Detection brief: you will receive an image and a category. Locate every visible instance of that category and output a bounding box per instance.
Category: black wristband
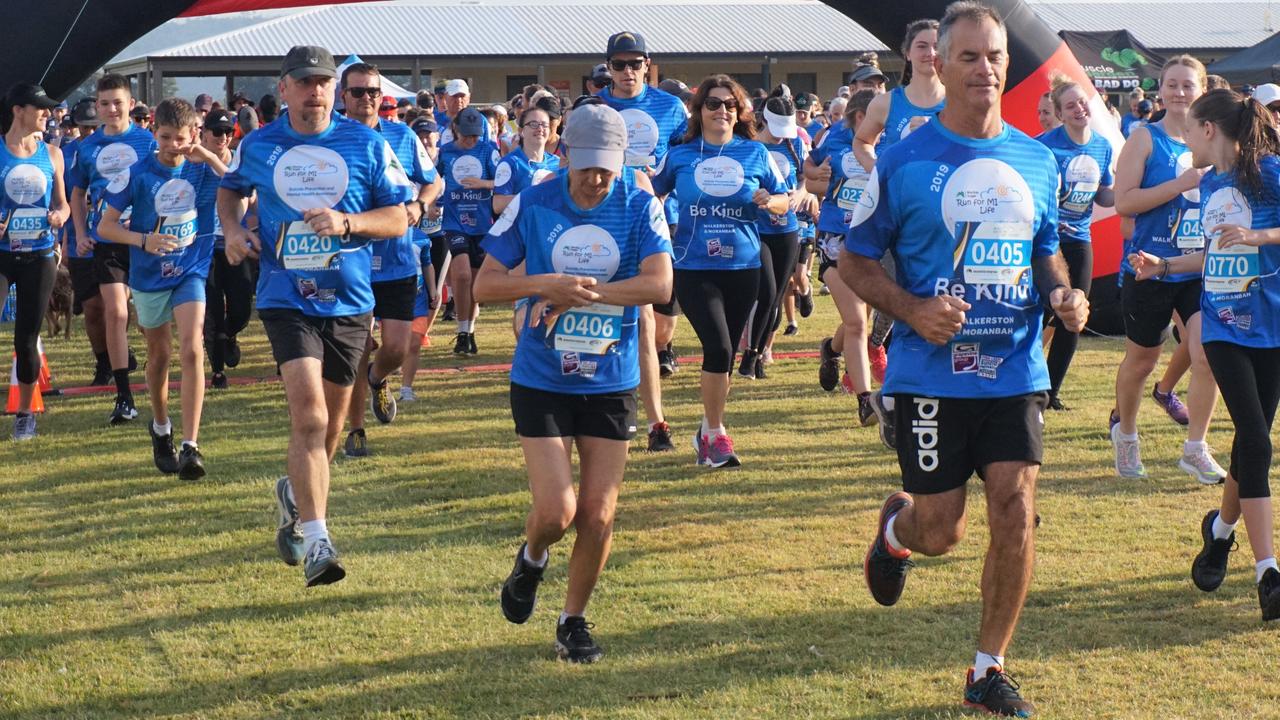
[343,216,352,239]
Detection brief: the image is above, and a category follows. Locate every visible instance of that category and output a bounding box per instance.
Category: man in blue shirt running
[841,4,1088,716]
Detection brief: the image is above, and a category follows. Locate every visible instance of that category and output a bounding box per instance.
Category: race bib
[158,209,198,251]
[419,212,442,236]
[553,303,623,355]
[835,176,868,212]
[6,208,49,250]
[960,221,1033,286]
[1061,181,1099,214]
[1174,208,1204,249]
[279,220,340,271]
[1204,238,1259,295]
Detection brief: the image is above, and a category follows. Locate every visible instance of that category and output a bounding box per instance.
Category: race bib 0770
[1204,238,1259,295]
[959,220,1033,286]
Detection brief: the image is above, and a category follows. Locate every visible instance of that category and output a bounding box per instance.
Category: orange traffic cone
[36,337,54,394]
[6,352,45,414]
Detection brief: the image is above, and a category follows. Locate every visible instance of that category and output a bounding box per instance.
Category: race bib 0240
[959,220,1033,286]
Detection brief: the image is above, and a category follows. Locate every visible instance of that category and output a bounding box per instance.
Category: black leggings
[205,250,256,372]
[1203,342,1280,499]
[748,231,800,352]
[1045,241,1093,396]
[0,251,56,384]
[674,268,759,373]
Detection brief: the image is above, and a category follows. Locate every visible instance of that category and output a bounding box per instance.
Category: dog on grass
[45,265,73,339]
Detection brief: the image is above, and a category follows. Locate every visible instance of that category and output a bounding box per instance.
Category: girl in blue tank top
[852,19,945,173]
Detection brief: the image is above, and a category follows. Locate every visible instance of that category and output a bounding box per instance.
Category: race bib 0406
[553,303,624,355]
[960,220,1033,286]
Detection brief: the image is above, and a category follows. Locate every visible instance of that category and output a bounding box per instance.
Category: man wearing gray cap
[476,104,673,664]
[218,45,415,588]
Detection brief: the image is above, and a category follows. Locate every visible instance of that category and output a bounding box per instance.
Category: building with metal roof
[1032,1,1278,56]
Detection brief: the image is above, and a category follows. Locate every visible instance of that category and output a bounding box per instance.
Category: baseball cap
[71,98,99,126]
[763,95,798,139]
[572,94,605,110]
[606,31,647,58]
[5,83,61,111]
[130,104,150,119]
[794,93,813,110]
[410,117,438,135]
[237,105,259,131]
[454,107,485,136]
[194,93,213,111]
[850,64,888,84]
[204,109,235,131]
[591,63,612,85]
[562,104,626,173]
[380,95,396,111]
[1137,99,1154,113]
[1254,83,1280,107]
[445,79,470,97]
[837,85,851,98]
[280,45,337,80]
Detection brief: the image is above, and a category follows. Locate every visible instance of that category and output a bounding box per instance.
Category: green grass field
[2,298,1277,719]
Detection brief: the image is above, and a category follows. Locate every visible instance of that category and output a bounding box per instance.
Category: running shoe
[149,423,179,474]
[819,337,840,392]
[754,354,767,379]
[369,368,397,424]
[211,372,229,390]
[1152,386,1190,426]
[555,616,604,663]
[647,421,675,452]
[304,537,346,587]
[818,283,830,296]
[1046,394,1067,411]
[1259,568,1280,622]
[963,666,1035,718]
[399,386,418,403]
[109,394,138,425]
[737,350,757,380]
[783,323,799,336]
[870,390,896,451]
[1108,408,1119,433]
[344,428,369,458]
[442,298,456,321]
[467,332,478,355]
[857,392,878,428]
[798,290,814,317]
[865,491,914,606]
[1191,509,1235,592]
[1110,424,1147,478]
[706,433,741,468]
[761,347,773,365]
[177,444,206,481]
[12,412,36,441]
[693,430,709,466]
[657,348,676,378]
[840,371,855,395]
[499,542,545,624]
[868,342,887,385]
[224,335,241,368]
[452,332,468,355]
[91,363,112,387]
[1180,446,1227,485]
[274,476,304,566]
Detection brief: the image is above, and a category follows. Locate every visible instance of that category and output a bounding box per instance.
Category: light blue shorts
[132,274,206,328]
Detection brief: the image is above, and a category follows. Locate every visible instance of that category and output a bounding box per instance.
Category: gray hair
[937,1,1006,60]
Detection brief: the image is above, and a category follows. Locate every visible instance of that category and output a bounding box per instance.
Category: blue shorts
[132,274,206,329]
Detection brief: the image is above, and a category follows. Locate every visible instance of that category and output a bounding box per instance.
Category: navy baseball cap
[606,31,647,58]
[410,118,438,135]
[454,107,485,136]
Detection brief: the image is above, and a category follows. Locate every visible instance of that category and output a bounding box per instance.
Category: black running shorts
[447,233,487,269]
[92,242,130,285]
[68,256,99,313]
[259,308,372,386]
[894,392,1048,495]
[510,383,638,440]
[372,275,418,322]
[1120,273,1201,348]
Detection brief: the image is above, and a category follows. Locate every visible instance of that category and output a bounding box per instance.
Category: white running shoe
[1179,447,1227,485]
[399,386,417,403]
[1110,424,1148,478]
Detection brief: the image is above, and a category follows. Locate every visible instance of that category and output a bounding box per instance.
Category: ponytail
[1190,88,1280,200]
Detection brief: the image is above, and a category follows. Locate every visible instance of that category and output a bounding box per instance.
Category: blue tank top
[757,138,804,235]
[1123,123,1201,283]
[0,141,56,254]
[876,86,945,155]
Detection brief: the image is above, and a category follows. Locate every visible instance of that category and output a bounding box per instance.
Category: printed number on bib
[1174,208,1203,249]
[419,214,442,235]
[158,210,198,251]
[554,303,623,355]
[1204,238,1259,295]
[6,208,49,250]
[960,221,1032,286]
[280,221,340,271]
[1062,182,1099,214]
[835,176,868,212]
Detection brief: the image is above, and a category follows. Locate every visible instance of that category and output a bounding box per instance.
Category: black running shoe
[127,348,138,372]
[864,491,914,607]
[274,476,304,566]
[647,421,675,452]
[964,666,1035,718]
[368,367,397,424]
[819,337,840,392]
[857,392,878,427]
[224,335,241,368]
[304,537,346,587]
[657,349,676,378]
[149,423,179,474]
[1046,394,1067,411]
[343,428,369,458]
[442,298,456,322]
[798,290,814,318]
[1259,568,1280,622]
[110,394,138,425]
[211,372,229,390]
[500,543,546,624]
[783,323,799,336]
[869,390,896,451]
[737,350,757,380]
[467,332,478,355]
[452,332,468,355]
[177,444,206,481]
[1192,509,1235,592]
[754,354,767,380]
[556,616,604,663]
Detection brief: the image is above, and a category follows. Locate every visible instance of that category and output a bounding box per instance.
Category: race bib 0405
[959,220,1033,286]
[278,221,340,271]
[553,303,624,355]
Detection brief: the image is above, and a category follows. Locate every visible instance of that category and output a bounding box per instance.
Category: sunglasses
[206,127,233,137]
[345,87,382,99]
[610,59,645,72]
[702,97,738,112]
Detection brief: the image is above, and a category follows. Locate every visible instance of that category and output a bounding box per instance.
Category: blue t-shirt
[1123,123,1201,283]
[845,120,1061,399]
[483,173,672,394]
[220,110,415,317]
[494,146,560,197]
[436,139,500,236]
[69,123,157,243]
[1199,156,1280,348]
[1037,125,1114,244]
[1121,113,1143,138]
[876,86,945,155]
[757,138,804,235]
[372,117,440,283]
[195,148,230,251]
[0,141,57,254]
[60,137,83,258]
[809,131,870,236]
[105,154,220,291]
[599,84,688,225]
[652,136,787,270]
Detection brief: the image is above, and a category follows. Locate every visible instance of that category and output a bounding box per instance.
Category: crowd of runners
[4,0,1280,715]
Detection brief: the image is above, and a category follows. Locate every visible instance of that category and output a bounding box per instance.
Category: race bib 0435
[6,208,49,250]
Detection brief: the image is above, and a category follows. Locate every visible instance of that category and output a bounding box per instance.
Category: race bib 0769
[158,209,198,251]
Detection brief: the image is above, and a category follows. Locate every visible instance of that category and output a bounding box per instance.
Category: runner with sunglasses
[200,109,252,390]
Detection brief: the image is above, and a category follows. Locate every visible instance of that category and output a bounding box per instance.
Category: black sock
[95,351,109,370]
[113,369,131,396]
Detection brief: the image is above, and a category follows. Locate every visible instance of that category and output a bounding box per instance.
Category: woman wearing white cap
[853,18,945,172]
[476,103,673,664]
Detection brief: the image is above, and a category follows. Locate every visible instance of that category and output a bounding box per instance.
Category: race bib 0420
[960,220,1033,286]
[278,220,340,271]
[553,303,624,355]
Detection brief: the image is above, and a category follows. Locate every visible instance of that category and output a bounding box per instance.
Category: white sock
[301,519,329,553]
[1211,514,1237,540]
[1184,440,1207,455]
[523,544,548,567]
[1256,557,1279,583]
[181,440,197,450]
[458,320,473,333]
[885,513,907,554]
[559,611,580,625]
[708,425,726,440]
[700,417,710,438]
[882,395,895,411]
[974,651,1004,678]
[1119,430,1139,442]
[153,419,171,436]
